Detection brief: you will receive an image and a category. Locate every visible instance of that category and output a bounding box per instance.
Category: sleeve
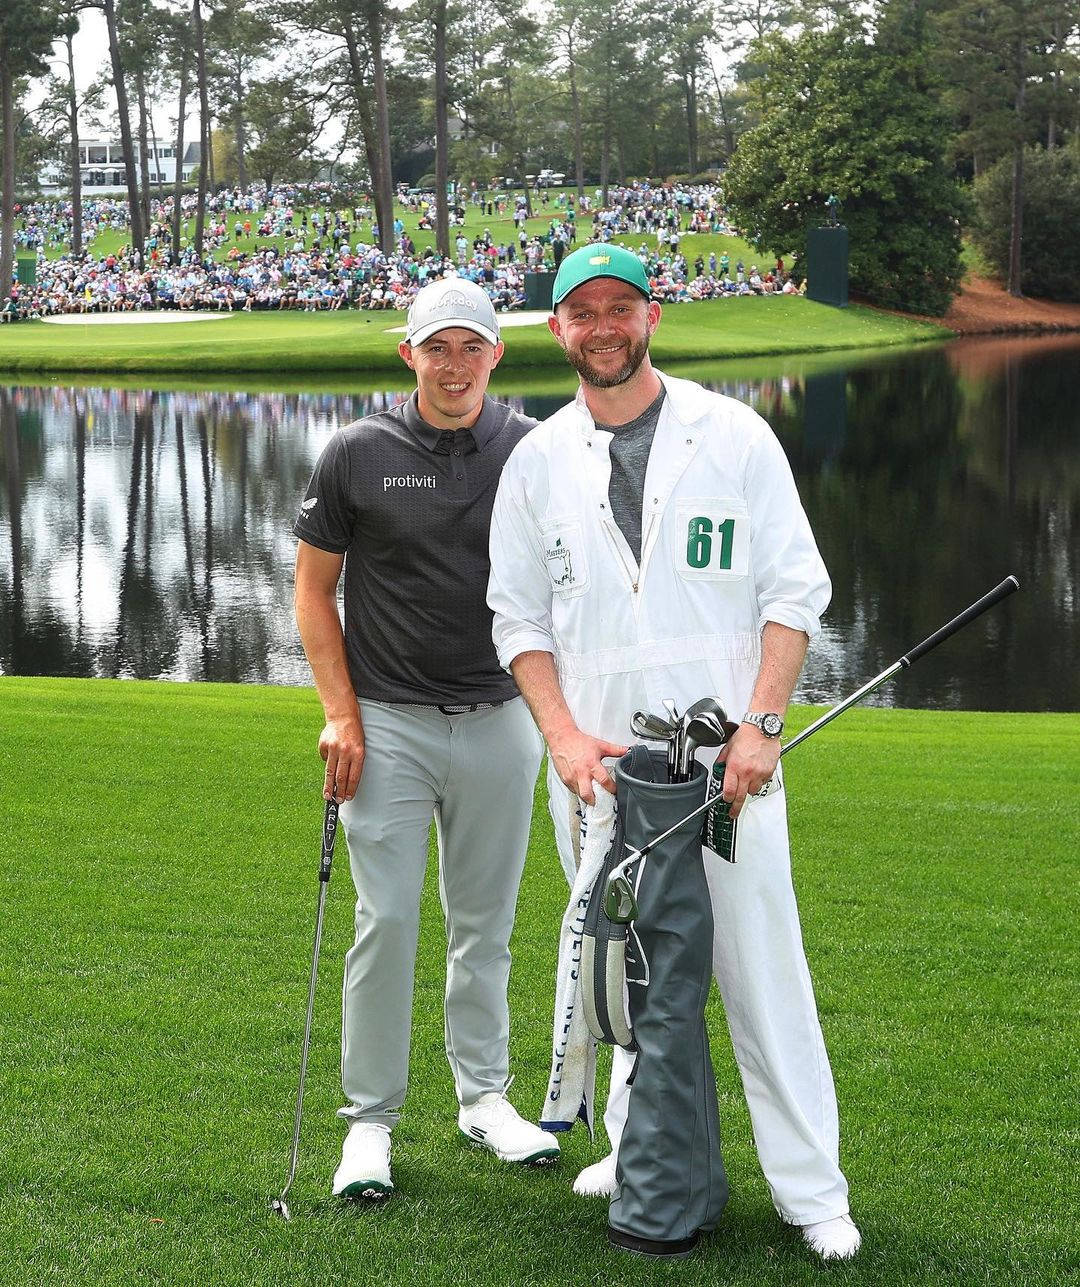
[292,429,355,554]
[742,417,831,638]
[487,445,556,670]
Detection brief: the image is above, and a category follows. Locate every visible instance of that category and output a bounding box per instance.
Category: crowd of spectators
[3,179,802,322]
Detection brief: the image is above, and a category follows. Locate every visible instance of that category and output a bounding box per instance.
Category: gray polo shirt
[294,392,535,704]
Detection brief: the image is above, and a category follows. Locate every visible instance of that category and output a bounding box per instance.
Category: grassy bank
[0,296,946,376]
[1,676,1075,1286]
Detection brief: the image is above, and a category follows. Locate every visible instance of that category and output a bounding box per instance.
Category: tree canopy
[723,17,967,315]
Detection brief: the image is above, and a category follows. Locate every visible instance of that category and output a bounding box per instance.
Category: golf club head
[662,698,680,724]
[605,873,638,924]
[631,710,676,740]
[270,1196,292,1221]
[684,696,726,721]
[686,712,728,747]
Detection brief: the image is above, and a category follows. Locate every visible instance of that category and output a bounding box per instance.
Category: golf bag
[596,744,729,1256]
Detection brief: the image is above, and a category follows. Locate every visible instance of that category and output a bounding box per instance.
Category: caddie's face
[549,278,661,390]
[399,327,505,429]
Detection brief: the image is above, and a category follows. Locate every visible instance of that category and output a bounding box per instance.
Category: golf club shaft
[275,796,339,1209]
[782,575,1020,754]
[617,575,1021,868]
[279,879,330,1202]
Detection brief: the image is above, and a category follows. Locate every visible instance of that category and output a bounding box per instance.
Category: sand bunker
[41,312,234,326]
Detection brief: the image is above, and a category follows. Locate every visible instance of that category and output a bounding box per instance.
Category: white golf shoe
[332,1121,393,1199]
[800,1213,862,1261]
[573,1152,618,1197]
[458,1093,560,1165]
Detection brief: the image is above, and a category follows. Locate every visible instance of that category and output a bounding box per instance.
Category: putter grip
[900,576,1020,668]
[319,798,339,883]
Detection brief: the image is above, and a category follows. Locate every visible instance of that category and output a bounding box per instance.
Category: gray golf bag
[589,744,728,1258]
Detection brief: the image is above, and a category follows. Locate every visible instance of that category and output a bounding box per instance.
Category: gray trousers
[337,697,543,1126]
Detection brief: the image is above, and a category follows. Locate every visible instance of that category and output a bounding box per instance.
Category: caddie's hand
[715,725,781,819]
[548,726,628,807]
[318,715,365,802]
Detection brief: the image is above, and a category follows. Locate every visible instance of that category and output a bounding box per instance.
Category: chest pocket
[540,517,590,598]
[673,498,750,581]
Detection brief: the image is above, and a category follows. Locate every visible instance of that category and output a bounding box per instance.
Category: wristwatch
[742,711,784,738]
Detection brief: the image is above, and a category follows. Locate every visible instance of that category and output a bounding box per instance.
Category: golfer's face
[399,327,504,429]
[549,280,660,389]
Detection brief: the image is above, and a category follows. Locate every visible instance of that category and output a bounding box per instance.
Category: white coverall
[487,370,850,1224]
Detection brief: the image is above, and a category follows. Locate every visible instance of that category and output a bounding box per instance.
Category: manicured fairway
[0,296,946,375]
[0,677,1075,1285]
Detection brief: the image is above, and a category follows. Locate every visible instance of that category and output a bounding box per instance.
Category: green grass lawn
[1,677,1076,1285]
[0,296,946,376]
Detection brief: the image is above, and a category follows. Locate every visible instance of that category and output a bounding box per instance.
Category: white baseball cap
[404,277,500,347]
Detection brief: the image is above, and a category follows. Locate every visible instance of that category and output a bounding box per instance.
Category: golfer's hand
[548,726,627,807]
[318,715,365,802]
[715,726,781,818]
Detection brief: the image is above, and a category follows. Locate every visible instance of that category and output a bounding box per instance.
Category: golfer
[487,245,860,1260]
[294,276,558,1199]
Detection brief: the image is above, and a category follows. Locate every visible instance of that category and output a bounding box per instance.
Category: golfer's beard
[567,334,651,389]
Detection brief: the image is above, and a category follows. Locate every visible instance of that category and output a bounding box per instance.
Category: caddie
[294,276,558,1200]
[486,244,860,1260]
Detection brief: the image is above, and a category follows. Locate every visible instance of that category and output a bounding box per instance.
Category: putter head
[270,1196,292,1221]
[605,873,638,924]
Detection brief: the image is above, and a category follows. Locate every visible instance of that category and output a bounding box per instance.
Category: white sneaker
[573,1152,617,1197]
[801,1213,861,1261]
[458,1093,560,1165]
[332,1121,393,1199]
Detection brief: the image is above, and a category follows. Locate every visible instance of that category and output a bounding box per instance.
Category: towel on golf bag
[540,786,616,1133]
[607,747,729,1254]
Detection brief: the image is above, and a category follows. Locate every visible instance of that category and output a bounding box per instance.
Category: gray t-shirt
[595,388,666,563]
[293,392,535,704]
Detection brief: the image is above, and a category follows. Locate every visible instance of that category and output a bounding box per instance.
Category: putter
[605,575,1021,922]
[270,794,340,1221]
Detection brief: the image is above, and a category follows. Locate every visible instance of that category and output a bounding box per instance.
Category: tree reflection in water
[0,344,1077,711]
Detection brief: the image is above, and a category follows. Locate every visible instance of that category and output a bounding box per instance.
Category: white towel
[540,788,616,1134]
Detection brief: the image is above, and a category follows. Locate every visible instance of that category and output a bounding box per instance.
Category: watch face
[762,713,784,737]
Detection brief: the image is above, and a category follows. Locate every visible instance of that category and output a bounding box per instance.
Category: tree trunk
[193,0,209,257]
[0,55,15,307]
[434,0,450,257]
[103,0,144,259]
[684,63,699,176]
[171,30,189,261]
[148,103,165,200]
[66,32,83,256]
[233,61,248,189]
[711,61,734,160]
[600,79,611,208]
[340,14,383,227]
[365,0,395,255]
[568,28,584,199]
[135,65,152,235]
[1007,39,1024,298]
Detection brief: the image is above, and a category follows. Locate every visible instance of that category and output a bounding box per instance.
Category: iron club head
[631,710,677,740]
[270,1196,292,1221]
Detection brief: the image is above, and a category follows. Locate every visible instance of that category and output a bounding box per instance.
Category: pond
[1,334,1077,711]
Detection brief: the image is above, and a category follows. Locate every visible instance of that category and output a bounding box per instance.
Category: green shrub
[971,145,1080,301]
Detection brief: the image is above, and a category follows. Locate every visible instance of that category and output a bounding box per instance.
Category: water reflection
[1,336,1077,710]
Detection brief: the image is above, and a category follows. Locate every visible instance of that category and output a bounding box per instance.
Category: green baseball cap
[551,244,651,307]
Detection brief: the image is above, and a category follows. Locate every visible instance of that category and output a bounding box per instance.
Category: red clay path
[942,275,1080,334]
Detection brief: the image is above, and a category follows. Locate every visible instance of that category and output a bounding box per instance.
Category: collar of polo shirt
[401,390,500,451]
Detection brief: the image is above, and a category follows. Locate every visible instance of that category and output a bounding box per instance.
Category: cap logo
[433,289,477,314]
[588,255,611,266]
